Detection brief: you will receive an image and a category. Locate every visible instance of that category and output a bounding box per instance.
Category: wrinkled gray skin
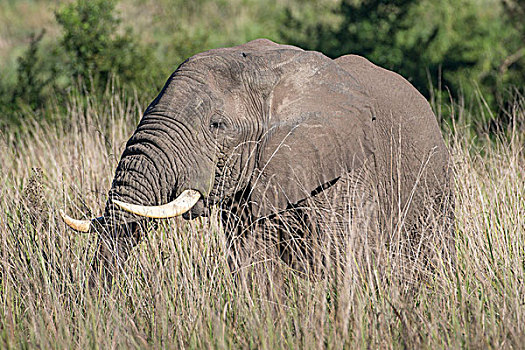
[89,39,454,281]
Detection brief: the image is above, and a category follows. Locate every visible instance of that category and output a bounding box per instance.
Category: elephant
[61,39,454,282]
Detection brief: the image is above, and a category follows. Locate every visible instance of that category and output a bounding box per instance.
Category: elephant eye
[209,116,228,131]
[210,121,223,129]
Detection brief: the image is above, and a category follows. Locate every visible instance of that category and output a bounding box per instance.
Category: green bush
[0,0,161,129]
[0,30,55,129]
[11,31,52,110]
[55,0,157,91]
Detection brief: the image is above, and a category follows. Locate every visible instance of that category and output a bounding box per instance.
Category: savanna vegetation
[1,0,524,348]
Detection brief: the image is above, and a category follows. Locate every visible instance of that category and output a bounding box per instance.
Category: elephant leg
[266,208,317,275]
[299,170,382,275]
[220,191,263,274]
[405,183,456,275]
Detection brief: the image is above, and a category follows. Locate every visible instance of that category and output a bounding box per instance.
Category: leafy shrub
[0,30,57,129]
[55,0,156,91]
[0,0,160,129]
[11,31,53,110]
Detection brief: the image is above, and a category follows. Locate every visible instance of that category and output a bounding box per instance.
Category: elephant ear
[251,50,377,218]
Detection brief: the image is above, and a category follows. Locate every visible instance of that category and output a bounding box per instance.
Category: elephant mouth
[182,198,209,219]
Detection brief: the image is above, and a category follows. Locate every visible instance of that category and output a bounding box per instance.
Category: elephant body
[63,39,454,279]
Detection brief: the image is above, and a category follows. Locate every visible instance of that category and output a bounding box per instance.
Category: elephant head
[61,39,453,279]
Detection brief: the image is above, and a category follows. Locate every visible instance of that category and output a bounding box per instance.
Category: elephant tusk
[60,210,92,232]
[112,189,201,219]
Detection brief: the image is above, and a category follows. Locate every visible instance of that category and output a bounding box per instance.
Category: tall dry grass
[0,89,524,348]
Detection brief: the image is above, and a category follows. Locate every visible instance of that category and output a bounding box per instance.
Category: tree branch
[499,47,525,74]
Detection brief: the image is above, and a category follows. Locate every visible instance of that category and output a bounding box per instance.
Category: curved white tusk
[112,189,201,219]
[60,210,91,233]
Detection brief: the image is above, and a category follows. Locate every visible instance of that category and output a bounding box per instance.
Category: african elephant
[62,39,454,281]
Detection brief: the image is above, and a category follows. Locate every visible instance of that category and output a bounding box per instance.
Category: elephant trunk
[103,110,215,226]
[86,113,214,284]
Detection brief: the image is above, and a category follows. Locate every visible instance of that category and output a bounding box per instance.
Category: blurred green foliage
[0,0,523,130]
[0,0,158,129]
[55,0,154,89]
[0,30,58,129]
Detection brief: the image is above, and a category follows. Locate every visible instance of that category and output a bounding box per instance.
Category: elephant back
[335,55,454,262]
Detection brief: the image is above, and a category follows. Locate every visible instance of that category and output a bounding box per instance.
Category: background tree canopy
[0,0,523,129]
